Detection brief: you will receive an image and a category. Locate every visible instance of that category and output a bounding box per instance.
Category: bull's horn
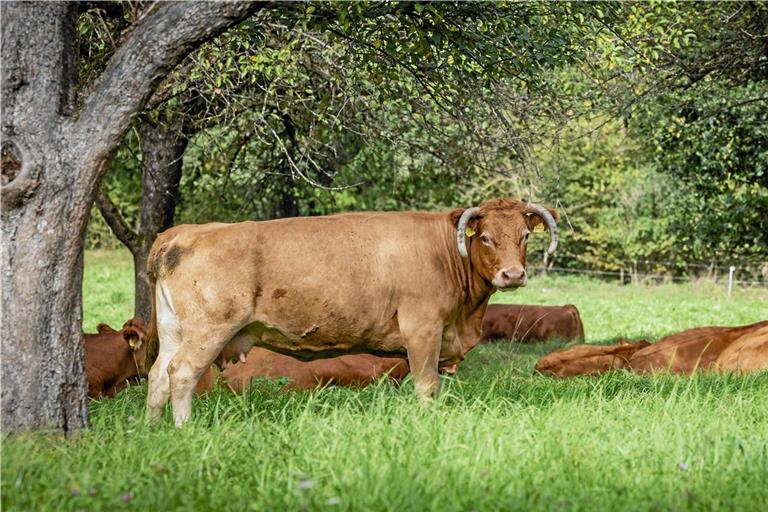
[526,203,558,255]
[456,207,481,258]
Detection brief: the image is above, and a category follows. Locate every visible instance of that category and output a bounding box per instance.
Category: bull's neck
[461,244,495,313]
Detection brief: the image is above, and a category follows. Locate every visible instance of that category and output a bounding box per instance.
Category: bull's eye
[522,232,530,245]
[480,233,493,246]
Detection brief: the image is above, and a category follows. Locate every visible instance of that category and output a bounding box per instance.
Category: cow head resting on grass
[145,198,558,426]
[534,340,652,378]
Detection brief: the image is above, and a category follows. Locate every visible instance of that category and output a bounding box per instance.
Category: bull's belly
[220,320,407,363]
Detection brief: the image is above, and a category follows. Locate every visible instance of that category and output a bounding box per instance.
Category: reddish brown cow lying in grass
[534,340,651,378]
[481,304,584,343]
[85,318,147,398]
[535,320,768,378]
[195,347,410,394]
[714,324,768,373]
[627,321,768,374]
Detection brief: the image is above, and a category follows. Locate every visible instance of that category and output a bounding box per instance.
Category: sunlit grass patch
[2,252,767,511]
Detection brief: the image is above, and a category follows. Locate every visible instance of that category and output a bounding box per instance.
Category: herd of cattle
[85,304,768,398]
[80,198,766,425]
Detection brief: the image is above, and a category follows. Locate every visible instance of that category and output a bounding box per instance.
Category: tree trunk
[275,171,300,218]
[95,113,188,323]
[134,114,187,321]
[1,3,90,432]
[275,113,300,218]
[1,1,259,432]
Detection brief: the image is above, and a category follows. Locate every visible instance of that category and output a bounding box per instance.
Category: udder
[218,332,255,366]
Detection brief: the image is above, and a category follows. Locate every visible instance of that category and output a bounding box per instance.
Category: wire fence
[529,259,768,288]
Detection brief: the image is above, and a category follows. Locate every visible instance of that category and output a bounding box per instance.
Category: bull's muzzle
[493,267,527,289]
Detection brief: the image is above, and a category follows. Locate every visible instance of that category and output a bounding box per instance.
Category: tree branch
[73,1,263,150]
[94,185,138,252]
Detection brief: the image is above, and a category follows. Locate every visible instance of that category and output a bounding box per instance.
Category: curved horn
[456,207,481,258]
[526,203,558,255]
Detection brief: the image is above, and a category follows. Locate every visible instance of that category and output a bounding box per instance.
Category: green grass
[82,249,135,333]
[3,250,768,511]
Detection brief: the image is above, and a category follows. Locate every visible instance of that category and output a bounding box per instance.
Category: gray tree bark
[1,1,259,432]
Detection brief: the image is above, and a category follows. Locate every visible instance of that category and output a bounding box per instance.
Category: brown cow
[534,340,651,378]
[627,320,768,374]
[196,347,409,394]
[714,324,768,373]
[535,320,768,378]
[85,318,148,398]
[145,198,559,425]
[481,304,584,343]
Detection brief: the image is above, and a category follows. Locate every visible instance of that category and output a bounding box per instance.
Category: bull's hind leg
[146,281,182,423]
[167,324,238,427]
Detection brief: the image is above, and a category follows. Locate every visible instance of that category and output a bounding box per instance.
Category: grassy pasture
[3,249,767,511]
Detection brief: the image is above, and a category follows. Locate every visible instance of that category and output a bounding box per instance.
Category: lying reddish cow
[481,304,584,343]
[535,320,768,378]
[85,318,148,398]
[627,320,768,374]
[534,340,651,378]
[196,347,410,394]
[715,324,768,373]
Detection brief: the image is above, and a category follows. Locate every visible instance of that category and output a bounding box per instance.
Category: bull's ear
[122,317,145,331]
[525,206,559,232]
[123,329,142,350]
[97,323,117,334]
[449,209,482,241]
[449,208,481,227]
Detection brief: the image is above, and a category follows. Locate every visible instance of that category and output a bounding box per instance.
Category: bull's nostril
[502,269,526,282]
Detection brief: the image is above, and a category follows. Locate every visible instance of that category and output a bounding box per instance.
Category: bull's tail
[144,270,160,374]
[567,304,585,342]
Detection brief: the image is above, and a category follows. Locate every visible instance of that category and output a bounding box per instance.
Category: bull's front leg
[400,316,443,403]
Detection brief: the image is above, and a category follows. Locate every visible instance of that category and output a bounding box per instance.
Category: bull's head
[453,199,558,290]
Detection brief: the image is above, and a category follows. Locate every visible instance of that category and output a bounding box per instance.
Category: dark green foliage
[87,2,768,274]
[621,3,768,267]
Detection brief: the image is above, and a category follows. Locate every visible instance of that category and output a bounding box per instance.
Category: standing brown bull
[85,318,147,398]
[481,304,584,343]
[195,347,409,394]
[144,198,558,425]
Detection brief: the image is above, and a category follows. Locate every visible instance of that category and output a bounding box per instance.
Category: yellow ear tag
[465,227,476,237]
[533,224,545,233]
[128,339,137,349]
